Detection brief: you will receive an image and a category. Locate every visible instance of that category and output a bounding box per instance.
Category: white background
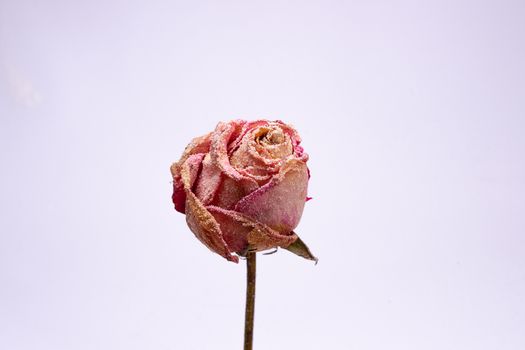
[1,1,524,349]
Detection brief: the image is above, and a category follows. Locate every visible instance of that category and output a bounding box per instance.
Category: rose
[170,119,315,263]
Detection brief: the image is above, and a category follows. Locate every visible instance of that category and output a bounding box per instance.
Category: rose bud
[170,120,316,263]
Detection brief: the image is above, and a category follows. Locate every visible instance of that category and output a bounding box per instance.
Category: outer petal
[211,176,250,210]
[274,120,308,161]
[170,132,213,181]
[195,153,222,205]
[172,180,186,213]
[176,132,213,166]
[207,206,297,254]
[170,132,213,213]
[235,158,309,233]
[180,154,238,263]
[209,121,259,192]
[171,153,205,213]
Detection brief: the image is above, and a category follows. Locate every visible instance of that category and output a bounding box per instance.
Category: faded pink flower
[170,120,316,263]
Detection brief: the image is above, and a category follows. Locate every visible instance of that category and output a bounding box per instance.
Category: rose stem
[244,251,256,350]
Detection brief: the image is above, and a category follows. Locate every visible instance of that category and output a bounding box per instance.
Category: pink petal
[227,120,269,155]
[211,176,250,210]
[273,121,308,160]
[209,121,259,192]
[170,132,213,212]
[210,121,245,181]
[195,154,222,205]
[183,153,206,188]
[170,132,212,178]
[229,126,287,181]
[172,181,186,213]
[180,153,238,263]
[235,159,309,233]
[206,206,252,253]
[207,206,297,253]
[171,153,205,213]
[185,192,238,263]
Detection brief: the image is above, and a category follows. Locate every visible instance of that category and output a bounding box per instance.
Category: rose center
[255,128,285,146]
[252,127,292,160]
[229,123,294,179]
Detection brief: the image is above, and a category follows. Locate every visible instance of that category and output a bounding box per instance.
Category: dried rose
[170,120,316,263]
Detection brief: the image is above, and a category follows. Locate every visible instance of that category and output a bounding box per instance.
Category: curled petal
[180,154,238,263]
[273,121,308,160]
[171,153,205,213]
[205,206,253,253]
[170,132,213,212]
[207,206,297,254]
[172,181,186,214]
[235,159,309,233]
[227,120,269,155]
[170,132,213,181]
[179,132,213,162]
[211,176,250,210]
[195,154,222,205]
[228,120,307,185]
[210,121,259,192]
[180,154,205,189]
[210,121,245,181]
[185,193,238,263]
[229,130,285,181]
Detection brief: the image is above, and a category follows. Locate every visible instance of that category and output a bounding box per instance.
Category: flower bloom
[170,120,315,263]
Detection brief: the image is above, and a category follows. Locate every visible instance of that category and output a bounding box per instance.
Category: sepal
[283,233,318,264]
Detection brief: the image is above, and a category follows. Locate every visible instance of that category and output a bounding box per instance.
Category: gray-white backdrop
[1,1,524,349]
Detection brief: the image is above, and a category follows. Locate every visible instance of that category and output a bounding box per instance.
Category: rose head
[170,120,316,263]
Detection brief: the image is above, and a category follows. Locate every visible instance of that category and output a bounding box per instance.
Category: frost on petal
[195,154,222,205]
[170,132,213,212]
[272,121,308,160]
[235,159,309,233]
[170,133,212,179]
[171,153,205,213]
[227,120,269,155]
[207,206,297,254]
[210,121,245,181]
[180,154,238,263]
[185,193,238,263]
[181,154,205,190]
[211,176,249,210]
[230,121,292,170]
[246,226,297,252]
[228,121,306,189]
[178,132,213,164]
[206,206,252,253]
[210,120,259,192]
